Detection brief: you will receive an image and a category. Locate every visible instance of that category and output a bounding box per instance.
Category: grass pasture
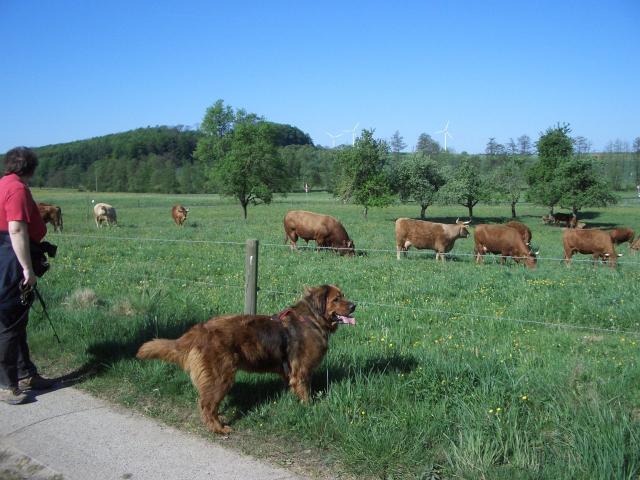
[27,189,640,479]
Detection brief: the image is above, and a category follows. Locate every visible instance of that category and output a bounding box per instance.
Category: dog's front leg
[288,367,310,402]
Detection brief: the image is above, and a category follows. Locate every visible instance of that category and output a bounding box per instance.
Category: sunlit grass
[28,189,640,478]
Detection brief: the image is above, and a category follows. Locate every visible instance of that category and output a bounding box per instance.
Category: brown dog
[136,285,356,434]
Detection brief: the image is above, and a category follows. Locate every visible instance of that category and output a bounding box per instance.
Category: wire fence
[51,259,640,338]
[56,233,640,266]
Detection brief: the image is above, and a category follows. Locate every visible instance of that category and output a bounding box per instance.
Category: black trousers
[0,233,37,388]
[0,302,36,387]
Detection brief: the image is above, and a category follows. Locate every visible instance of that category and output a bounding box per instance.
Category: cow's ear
[304,285,329,316]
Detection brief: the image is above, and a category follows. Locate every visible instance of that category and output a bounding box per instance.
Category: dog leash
[21,284,61,344]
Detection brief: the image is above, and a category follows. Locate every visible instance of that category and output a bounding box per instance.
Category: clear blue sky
[2,0,638,154]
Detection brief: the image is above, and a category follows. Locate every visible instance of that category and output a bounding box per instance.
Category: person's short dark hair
[4,146,38,177]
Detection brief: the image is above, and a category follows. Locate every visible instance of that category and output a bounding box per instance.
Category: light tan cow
[93,202,117,227]
[395,218,471,262]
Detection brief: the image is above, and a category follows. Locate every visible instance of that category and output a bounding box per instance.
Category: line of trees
[16,100,639,219]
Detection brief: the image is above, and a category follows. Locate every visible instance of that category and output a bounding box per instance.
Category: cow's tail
[136,339,189,370]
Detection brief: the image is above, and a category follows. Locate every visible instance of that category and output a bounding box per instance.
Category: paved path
[0,387,303,480]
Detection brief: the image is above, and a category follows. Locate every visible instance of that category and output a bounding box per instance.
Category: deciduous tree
[394,153,446,218]
[438,157,489,219]
[334,129,393,217]
[212,121,291,219]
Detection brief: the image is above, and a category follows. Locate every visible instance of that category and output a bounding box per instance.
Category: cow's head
[455,218,471,238]
[341,239,356,256]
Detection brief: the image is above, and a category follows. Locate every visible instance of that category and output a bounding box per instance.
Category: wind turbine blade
[445,120,449,129]
[447,132,454,139]
[335,133,343,138]
[354,122,359,130]
[435,129,445,134]
[325,132,334,137]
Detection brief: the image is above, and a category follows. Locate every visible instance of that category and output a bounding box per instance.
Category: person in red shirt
[0,147,55,405]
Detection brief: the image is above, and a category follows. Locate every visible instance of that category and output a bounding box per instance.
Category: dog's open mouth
[336,315,356,325]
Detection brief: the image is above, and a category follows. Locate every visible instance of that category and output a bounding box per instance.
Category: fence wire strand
[51,263,640,338]
[57,233,640,266]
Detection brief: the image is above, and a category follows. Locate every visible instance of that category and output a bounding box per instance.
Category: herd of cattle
[35,202,639,267]
[282,209,638,268]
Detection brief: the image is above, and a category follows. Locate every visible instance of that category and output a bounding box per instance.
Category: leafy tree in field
[491,155,527,218]
[554,158,617,214]
[416,133,441,156]
[394,153,446,219]
[334,129,393,218]
[212,121,291,219]
[438,157,489,219]
[527,123,574,213]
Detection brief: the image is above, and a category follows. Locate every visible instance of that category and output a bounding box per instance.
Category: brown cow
[284,210,355,255]
[505,221,532,245]
[608,227,634,246]
[37,202,63,232]
[474,224,537,268]
[172,205,189,226]
[93,202,117,227]
[563,228,620,267]
[395,218,471,261]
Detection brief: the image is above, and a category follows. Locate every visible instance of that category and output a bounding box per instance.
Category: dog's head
[303,284,356,332]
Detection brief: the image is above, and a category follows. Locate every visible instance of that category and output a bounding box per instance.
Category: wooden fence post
[244,239,259,315]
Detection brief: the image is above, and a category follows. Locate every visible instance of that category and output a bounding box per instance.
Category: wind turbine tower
[343,122,360,146]
[435,121,454,152]
[325,131,343,148]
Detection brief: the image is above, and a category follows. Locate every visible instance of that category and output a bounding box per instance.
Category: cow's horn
[464,219,471,225]
[617,253,623,257]
[534,250,540,255]
[455,217,459,223]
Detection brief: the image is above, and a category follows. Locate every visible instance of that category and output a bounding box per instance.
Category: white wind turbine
[435,121,454,152]
[343,122,360,146]
[325,131,344,148]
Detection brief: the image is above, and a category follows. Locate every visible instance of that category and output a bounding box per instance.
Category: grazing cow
[562,228,620,267]
[395,218,471,261]
[284,210,355,255]
[505,220,532,245]
[37,202,63,232]
[474,224,537,269]
[542,214,554,225]
[630,237,640,255]
[608,227,634,246]
[171,204,189,226]
[93,202,117,227]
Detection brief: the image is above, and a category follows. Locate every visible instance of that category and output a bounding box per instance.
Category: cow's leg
[396,245,402,260]
[563,250,572,267]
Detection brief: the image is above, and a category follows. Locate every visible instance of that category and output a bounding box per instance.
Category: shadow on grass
[53,317,418,423]
[225,352,419,419]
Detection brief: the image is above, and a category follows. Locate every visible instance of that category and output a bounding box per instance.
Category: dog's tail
[136,339,189,370]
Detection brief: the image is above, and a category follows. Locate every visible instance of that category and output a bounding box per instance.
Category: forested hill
[29,123,314,193]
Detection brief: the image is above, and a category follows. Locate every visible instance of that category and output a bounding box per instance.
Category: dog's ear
[304,285,329,316]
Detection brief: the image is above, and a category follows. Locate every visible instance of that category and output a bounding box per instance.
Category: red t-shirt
[0,173,47,242]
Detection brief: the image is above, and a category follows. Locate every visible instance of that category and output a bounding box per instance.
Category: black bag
[30,240,57,277]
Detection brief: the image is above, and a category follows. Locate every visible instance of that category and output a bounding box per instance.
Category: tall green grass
[27,189,640,479]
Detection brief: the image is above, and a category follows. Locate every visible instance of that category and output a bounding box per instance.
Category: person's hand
[22,268,37,287]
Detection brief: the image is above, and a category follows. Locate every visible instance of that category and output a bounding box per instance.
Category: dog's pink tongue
[338,315,356,325]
